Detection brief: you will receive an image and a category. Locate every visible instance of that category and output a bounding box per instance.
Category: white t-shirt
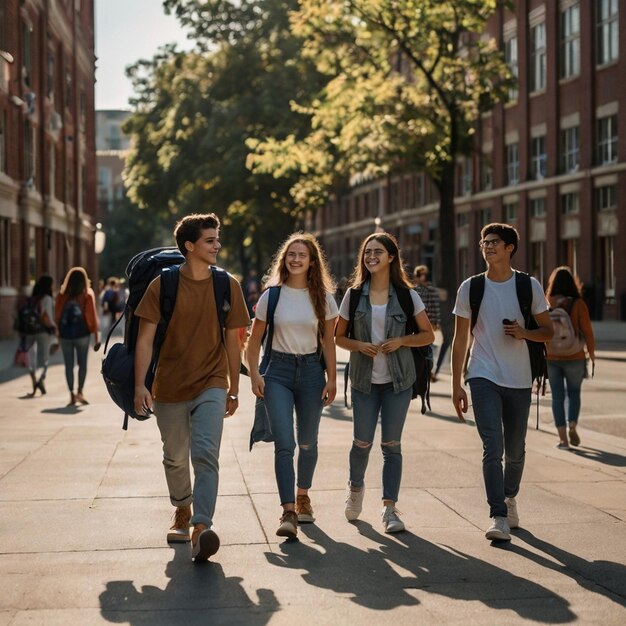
[339,288,425,384]
[453,273,548,388]
[255,285,338,354]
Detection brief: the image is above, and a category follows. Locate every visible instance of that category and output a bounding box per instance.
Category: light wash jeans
[154,387,227,528]
[349,382,412,503]
[547,359,586,428]
[468,378,531,519]
[59,335,90,392]
[26,332,54,382]
[263,351,326,506]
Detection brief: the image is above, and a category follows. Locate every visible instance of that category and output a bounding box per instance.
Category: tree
[121,1,325,279]
[248,0,514,301]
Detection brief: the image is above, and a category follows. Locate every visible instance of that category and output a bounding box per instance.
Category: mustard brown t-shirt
[135,269,250,402]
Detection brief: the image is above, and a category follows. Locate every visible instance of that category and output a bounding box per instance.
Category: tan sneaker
[166,505,191,543]
[296,494,315,523]
[191,524,220,562]
[276,510,298,538]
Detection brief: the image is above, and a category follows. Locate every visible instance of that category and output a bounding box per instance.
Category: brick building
[311,1,625,320]
[0,0,97,338]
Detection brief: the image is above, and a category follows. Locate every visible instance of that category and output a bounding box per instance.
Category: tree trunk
[437,161,458,308]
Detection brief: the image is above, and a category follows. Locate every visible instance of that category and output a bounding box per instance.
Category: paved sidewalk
[0,342,625,624]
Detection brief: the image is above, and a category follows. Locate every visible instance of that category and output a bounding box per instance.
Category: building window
[481,156,493,191]
[530,22,547,92]
[24,120,34,183]
[596,185,617,211]
[504,202,518,222]
[530,241,546,285]
[457,212,469,227]
[597,115,618,165]
[458,247,469,281]
[415,175,424,207]
[22,21,33,88]
[506,143,519,185]
[601,236,616,297]
[505,36,518,101]
[561,193,579,214]
[0,218,10,287]
[0,111,5,173]
[459,159,472,196]
[47,52,55,100]
[563,238,579,276]
[597,0,619,66]
[561,4,581,79]
[530,197,546,217]
[561,126,580,173]
[531,136,547,179]
[478,208,492,228]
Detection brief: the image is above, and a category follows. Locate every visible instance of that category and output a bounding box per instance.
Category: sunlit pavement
[0,334,624,625]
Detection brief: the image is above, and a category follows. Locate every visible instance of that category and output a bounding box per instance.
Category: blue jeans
[59,335,90,392]
[264,351,326,506]
[468,378,531,518]
[349,383,412,502]
[547,359,586,427]
[154,387,226,528]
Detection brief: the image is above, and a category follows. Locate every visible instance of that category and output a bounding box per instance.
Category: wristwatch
[228,394,238,401]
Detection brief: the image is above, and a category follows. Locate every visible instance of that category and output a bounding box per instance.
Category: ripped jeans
[349,383,412,502]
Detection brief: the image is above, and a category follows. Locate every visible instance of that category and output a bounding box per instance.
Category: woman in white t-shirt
[245,233,338,539]
[335,233,434,534]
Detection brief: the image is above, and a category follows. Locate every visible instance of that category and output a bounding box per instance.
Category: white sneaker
[485,516,511,541]
[505,497,519,529]
[382,505,405,533]
[345,482,364,521]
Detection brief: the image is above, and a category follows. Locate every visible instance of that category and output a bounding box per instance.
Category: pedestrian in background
[133,213,250,562]
[55,266,100,406]
[545,266,595,449]
[413,265,440,329]
[24,275,57,396]
[451,223,553,542]
[336,233,434,534]
[245,233,338,540]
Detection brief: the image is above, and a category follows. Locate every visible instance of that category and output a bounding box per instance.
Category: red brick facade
[0,0,96,337]
[310,1,626,320]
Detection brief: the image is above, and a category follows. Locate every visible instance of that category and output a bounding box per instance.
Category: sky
[95,0,193,110]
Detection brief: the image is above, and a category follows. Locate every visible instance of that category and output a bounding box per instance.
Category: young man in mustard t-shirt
[134,213,250,562]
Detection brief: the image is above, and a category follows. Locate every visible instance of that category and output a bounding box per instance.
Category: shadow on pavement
[265,523,576,622]
[569,446,626,467]
[99,544,279,624]
[509,529,626,608]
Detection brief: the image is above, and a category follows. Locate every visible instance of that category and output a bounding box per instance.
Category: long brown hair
[60,267,90,298]
[349,232,414,290]
[546,265,582,300]
[264,232,335,338]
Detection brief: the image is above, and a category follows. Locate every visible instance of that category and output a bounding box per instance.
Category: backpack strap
[469,273,485,332]
[514,270,533,326]
[396,286,417,333]
[259,286,281,374]
[211,266,231,344]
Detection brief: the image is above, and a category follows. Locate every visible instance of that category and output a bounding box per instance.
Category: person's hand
[358,342,380,357]
[93,341,101,352]
[380,338,403,353]
[225,394,239,417]
[452,386,467,423]
[134,386,153,417]
[322,380,337,406]
[502,319,525,340]
[251,373,265,398]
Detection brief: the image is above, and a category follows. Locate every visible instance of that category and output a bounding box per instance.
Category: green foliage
[247,0,514,292]
[122,1,324,278]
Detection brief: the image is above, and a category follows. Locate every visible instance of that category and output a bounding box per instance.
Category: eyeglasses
[478,238,503,249]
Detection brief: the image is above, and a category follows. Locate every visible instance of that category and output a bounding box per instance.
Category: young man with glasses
[450,223,553,541]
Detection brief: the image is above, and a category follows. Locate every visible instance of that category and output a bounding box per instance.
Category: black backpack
[344,286,433,414]
[101,247,231,429]
[58,299,89,339]
[14,297,44,335]
[468,270,547,427]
